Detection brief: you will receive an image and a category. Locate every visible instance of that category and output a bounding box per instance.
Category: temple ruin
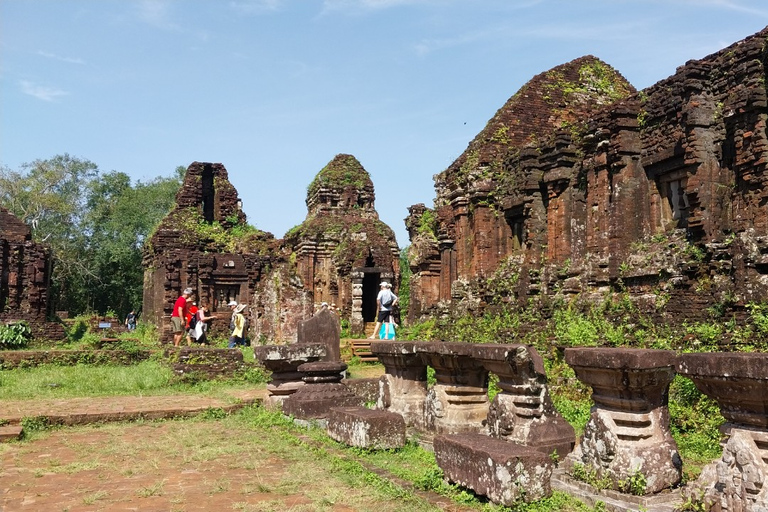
[143,155,399,342]
[283,154,400,336]
[142,162,287,343]
[406,28,768,323]
[0,207,64,340]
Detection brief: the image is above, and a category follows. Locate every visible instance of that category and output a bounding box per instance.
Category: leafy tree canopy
[0,155,182,318]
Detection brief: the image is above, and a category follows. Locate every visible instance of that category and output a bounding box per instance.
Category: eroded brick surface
[407,28,768,325]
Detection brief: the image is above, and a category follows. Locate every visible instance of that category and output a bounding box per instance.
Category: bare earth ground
[0,416,456,512]
[0,365,474,512]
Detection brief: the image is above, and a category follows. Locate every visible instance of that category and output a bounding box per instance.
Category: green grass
[235,406,602,512]
[0,360,264,400]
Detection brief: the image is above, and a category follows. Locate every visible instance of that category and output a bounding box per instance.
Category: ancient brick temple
[406,28,768,322]
[0,207,64,340]
[144,156,399,342]
[283,154,400,336]
[142,162,289,343]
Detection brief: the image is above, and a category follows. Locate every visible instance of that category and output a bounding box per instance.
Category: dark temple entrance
[362,272,380,323]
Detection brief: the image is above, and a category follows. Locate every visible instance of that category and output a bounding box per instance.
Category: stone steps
[0,424,23,443]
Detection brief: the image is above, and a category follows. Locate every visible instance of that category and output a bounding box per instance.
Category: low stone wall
[164,347,248,379]
[0,349,151,369]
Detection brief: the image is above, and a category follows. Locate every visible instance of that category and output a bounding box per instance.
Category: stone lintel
[565,347,677,370]
[434,433,553,506]
[326,406,406,449]
[565,348,676,410]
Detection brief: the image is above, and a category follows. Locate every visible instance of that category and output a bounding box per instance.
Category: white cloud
[19,81,69,102]
[229,0,284,15]
[135,0,181,31]
[685,0,768,17]
[37,51,86,65]
[322,0,433,13]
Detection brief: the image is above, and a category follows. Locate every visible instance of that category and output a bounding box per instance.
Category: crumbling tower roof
[306,154,376,215]
[287,154,398,273]
[436,55,635,202]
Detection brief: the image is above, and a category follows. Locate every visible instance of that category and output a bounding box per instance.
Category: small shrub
[0,321,32,349]
[21,415,51,437]
[618,469,647,496]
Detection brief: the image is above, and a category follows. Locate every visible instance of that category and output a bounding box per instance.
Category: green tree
[0,155,182,317]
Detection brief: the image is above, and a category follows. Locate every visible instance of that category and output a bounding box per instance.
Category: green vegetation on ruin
[398,294,768,483]
[306,153,373,198]
[176,207,273,254]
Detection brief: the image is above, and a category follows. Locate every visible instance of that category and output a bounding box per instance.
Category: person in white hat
[369,281,398,339]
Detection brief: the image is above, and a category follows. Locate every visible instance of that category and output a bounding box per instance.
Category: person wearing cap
[227,300,238,333]
[171,287,194,347]
[228,303,247,349]
[369,281,398,339]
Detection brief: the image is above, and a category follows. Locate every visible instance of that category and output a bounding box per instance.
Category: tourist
[186,300,199,346]
[171,287,193,347]
[228,303,247,348]
[124,310,137,331]
[369,281,398,339]
[194,300,217,345]
[227,300,238,332]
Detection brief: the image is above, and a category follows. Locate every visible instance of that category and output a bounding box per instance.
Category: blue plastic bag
[379,322,396,340]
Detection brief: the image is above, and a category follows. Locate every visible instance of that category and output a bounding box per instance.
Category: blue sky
[2,1,767,246]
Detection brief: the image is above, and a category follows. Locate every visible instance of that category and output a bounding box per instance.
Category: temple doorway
[362,272,380,323]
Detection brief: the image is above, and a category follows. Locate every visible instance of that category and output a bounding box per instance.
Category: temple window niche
[505,206,525,251]
[657,169,690,229]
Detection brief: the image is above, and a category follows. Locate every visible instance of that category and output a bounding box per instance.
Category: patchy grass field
[1,406,602,512]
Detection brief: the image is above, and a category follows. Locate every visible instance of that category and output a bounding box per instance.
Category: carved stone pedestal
[421,342,489,435]
[474,344,575,457]
[253,343,326,408]
[370,342,428,429]
[564,348,681,494]
[678,352,768,512]
[282,361,362,420]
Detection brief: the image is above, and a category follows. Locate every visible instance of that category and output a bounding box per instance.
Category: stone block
[434,433,553,505]
[296,309,341,362]
[0,425,23,443]
[326,406,406,449]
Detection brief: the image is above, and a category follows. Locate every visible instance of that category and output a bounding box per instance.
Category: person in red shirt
[171,288,193,347]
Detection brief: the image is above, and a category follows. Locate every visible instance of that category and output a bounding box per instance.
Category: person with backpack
[186,301,199,346]
[369,281,398,340]
[124,310,137,331]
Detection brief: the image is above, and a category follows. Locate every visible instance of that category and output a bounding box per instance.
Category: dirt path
[0,410,473,512]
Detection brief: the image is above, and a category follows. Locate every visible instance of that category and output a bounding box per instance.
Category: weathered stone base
[166,347,246,379]
[344,378,381,405]
[689,426,768,512]
[326,406,406,449]
[551,469,682,512]
[282,383,362,420]
[434,433,553,505]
